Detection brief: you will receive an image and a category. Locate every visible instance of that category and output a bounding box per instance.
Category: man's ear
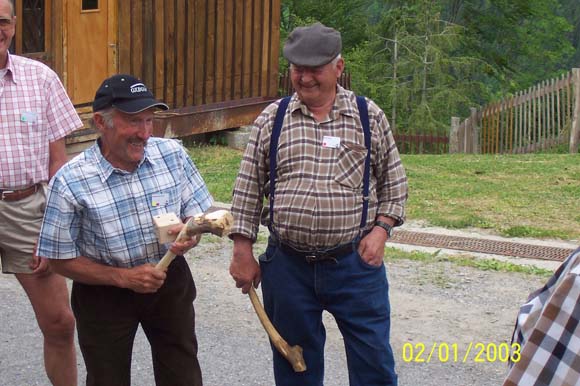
[93,113,106,131]
[335,57,345,77]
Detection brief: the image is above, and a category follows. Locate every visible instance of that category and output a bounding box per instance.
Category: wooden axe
[156,209,233,270]
[248,286,307,372]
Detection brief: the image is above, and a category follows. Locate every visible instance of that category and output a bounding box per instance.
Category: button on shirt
[37,137,213,268]
[0,53,82,189]
[230,86,408,249]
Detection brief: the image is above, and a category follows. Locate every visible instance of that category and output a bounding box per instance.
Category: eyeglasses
[0,17,14,30]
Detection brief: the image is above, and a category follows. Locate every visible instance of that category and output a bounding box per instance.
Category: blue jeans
[259,238,397,386]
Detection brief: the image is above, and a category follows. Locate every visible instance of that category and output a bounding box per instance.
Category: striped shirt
[0,53,82,189]
[504,247,580,386]
[230,86,408,249]
[37,137,213,268]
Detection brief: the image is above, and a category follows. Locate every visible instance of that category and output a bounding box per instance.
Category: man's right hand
[121,264,167,294]
[230,235,261,294]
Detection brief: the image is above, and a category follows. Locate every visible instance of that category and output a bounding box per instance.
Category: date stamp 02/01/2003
[401,342,521,364]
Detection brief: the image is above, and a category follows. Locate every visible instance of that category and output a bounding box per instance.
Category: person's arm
[358,215,395,266]
[49,256,167,294]
[229,234,261,294]
[30,138,69,273]
[374,106,408,226]
[48,138,68,179]
[359,103,408,266]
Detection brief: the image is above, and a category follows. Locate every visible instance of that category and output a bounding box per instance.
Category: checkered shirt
[504,246,580,386]
[37,137,213,268]
[230,86,408,248]
[0,53,82,189]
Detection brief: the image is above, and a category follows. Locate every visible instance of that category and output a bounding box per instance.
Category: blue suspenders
[268,96,371,232]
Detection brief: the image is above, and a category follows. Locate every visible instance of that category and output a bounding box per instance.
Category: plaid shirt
[504,246,580,386]
[0,53,81,189]
[37,137,213,268]
[230,86,408,248]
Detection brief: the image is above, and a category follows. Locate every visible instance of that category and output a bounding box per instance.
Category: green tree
[348,1,486,135]
[557,0,580,68]
[445,0,574,94]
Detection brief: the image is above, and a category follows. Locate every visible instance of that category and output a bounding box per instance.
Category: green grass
[187,145,243,203]
[188,145,580,241]
[384,248,554,278]
[403,154,580,240]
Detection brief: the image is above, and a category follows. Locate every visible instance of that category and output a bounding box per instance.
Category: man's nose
[300,70,315,81]
[136,122,153,138]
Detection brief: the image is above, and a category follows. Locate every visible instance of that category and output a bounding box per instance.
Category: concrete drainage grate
[390,230,576,262]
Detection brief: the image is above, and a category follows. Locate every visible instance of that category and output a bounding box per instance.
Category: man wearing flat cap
[37,74,213,386]
[230,22,407,386]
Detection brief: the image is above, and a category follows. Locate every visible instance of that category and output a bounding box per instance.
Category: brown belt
[0,184,40,201]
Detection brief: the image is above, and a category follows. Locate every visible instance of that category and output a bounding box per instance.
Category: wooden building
[12,0,281,153]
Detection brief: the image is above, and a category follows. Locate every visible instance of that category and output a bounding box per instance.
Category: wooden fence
[452,68,580,154]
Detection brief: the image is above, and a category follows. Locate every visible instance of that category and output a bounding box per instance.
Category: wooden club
[248,286,307,372]
[156,209,233,270]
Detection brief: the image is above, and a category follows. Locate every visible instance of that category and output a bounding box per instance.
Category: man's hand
[230,235,261,294]
[29,254,51,276]
[121,264,167,293]
[168,223,201,256]
[358,227,388,267]
[29,240,51,276]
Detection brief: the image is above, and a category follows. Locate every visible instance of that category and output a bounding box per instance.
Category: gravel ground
[0,231,548,386]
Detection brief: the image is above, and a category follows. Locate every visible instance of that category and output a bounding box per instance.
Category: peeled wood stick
[248,286,307,372]
[156,209,233,270]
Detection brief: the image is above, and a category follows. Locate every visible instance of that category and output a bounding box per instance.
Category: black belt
[273,237,359,263]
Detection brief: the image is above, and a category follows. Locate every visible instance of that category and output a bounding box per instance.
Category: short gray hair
[2,0,15,17]
[92,108,115,130]
[330,54,342,68]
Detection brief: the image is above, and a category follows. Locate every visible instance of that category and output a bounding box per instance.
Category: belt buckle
[305,254,318,263]
[0,190,14,200]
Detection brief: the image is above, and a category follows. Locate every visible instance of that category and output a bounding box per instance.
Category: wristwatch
[374,220,394,238]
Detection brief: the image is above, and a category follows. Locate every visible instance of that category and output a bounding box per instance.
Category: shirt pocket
[334,141,368,190]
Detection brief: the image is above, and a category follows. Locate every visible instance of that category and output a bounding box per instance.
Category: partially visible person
[37,74,213,386]
[229,22,407,386]
[0,0,79,384]
[504,246,580,386]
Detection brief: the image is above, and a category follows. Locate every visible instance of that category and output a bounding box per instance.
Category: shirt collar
[88,138,157,182]
[3,52,16,83]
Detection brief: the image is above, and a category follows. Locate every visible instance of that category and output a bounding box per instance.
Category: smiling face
[289,57,344,109]
[95,108,155,172]
[0,0,15,68]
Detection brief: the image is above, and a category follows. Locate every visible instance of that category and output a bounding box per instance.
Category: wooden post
[470,107,480,154]
[450,117,460,153]
[570,68,580,153]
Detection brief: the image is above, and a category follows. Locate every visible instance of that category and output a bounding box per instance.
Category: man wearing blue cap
[37,74,213,386]
[229,22,407,385]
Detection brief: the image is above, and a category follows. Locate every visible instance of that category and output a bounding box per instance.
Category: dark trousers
[71,256,202,386]
[259,239,397,386]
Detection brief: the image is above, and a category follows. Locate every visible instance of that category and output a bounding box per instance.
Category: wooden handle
[155,209,233,270]
[248,287,307,372]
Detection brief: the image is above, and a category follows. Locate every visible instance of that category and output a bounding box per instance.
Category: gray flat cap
[283,22,342,67]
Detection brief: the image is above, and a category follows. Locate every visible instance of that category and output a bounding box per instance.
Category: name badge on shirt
[151,193,168,207]
[322,136,341,149]
[20,111,38,123]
